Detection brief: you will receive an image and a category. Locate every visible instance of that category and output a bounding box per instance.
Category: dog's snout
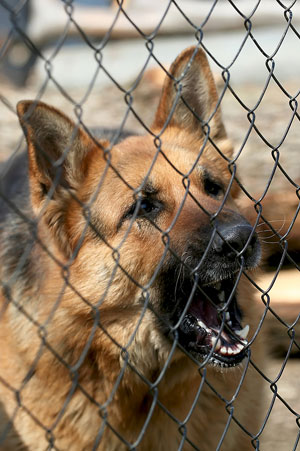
[213,224,259,262]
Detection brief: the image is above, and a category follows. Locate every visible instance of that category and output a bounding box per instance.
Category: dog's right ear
[17,101,101,208]
[152,46,226,141]
[17,101,108,255]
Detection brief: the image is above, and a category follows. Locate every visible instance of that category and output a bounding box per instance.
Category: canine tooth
[225,312,230,321]
[236,324,250,340]
[228,320,232,327]
[236,343,244,351]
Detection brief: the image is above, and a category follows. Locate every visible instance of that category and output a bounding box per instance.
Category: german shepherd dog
[0,47,263,450]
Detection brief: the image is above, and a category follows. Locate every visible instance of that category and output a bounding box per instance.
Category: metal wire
[0,0,299,450]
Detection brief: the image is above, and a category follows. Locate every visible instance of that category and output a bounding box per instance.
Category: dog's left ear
[152,46,226,142]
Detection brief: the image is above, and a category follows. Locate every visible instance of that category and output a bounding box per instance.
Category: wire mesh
[0,1,299,450]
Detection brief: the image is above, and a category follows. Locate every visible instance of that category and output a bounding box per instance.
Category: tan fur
[0,47,264,450]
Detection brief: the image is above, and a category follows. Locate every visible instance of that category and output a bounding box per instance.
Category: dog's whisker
[175,253,193,301]
[256,219,286,228]
[255,217,287,241]
[261,237,291,244]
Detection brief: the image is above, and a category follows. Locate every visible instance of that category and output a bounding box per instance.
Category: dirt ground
[0,68,299,449]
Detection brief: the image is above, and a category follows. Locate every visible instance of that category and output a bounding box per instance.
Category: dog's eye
[204,177,224,198]
[139,199,157,214]
[137,198,162,217]
[125,198,161,221]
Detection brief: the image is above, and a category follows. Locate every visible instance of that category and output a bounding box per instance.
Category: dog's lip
[185,315,249,367]
[178,278,249,367]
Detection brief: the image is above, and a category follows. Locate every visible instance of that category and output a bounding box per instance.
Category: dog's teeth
[228,320,232,327]
[197,320,210,333]
[197,320,206,329]
[217,330,248,356]
[235,324,250,340]
[219,343,244,356]
[210,336,221,351]
[221,330,229,341]
[225,312,230,321]
[236,343,244,351]
[218,291,225,302]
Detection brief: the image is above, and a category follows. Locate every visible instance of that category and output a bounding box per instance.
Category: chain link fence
[0,1,299,450]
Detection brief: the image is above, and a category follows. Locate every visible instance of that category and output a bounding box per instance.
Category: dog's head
[17,47,260,370]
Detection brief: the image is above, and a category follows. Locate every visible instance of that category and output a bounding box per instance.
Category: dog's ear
[17,101,95,203]
[152,46,226,141]
[17,100,107,255]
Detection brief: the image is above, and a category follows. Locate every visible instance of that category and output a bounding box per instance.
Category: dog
[0,46,264,450]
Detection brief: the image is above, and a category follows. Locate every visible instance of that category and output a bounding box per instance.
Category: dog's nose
[213,224,258,261]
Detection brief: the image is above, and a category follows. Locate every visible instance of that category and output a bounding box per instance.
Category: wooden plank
[256,269,300,356]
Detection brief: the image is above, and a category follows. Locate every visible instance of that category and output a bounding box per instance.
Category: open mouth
[178,278,249,368]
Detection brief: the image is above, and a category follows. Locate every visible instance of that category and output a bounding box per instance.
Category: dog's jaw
[176,277,250,368]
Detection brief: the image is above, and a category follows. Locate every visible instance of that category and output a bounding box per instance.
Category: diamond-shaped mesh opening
[0,1,299,450]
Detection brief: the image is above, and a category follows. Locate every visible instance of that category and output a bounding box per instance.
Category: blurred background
[0,1,300,448]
